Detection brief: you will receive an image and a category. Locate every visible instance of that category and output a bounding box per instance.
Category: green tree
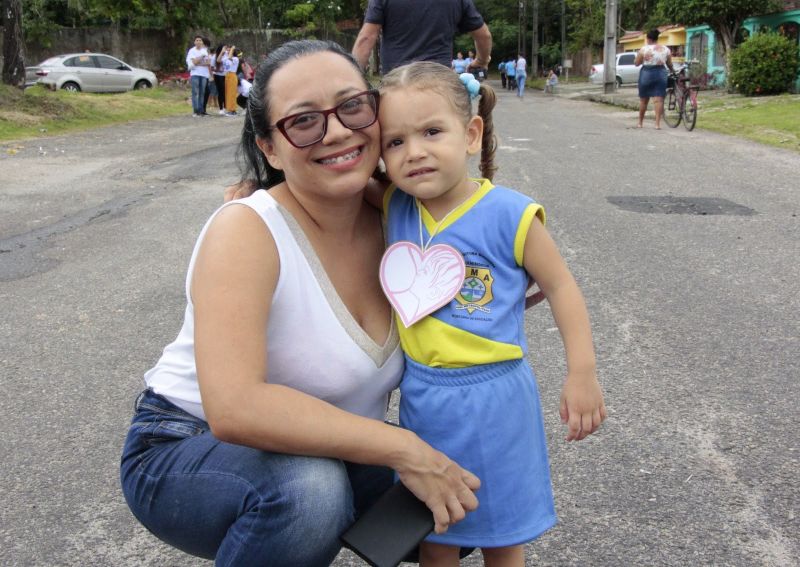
[566,0,604,53]
[657,0,781,81]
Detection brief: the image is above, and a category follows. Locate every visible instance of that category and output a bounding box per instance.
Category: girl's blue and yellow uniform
[383,179,558,547]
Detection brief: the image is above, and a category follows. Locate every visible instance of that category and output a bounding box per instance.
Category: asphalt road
[1,85,798,567]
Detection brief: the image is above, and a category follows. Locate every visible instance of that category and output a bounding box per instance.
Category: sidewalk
[547,80,642,109]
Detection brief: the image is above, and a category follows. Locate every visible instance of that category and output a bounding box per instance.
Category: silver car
[26,53,157,93]
[589,52,641,87]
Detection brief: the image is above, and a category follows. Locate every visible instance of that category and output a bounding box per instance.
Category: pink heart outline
[379,241,466,328]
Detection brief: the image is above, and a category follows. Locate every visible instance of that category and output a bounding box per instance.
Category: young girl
[375,61,606,566]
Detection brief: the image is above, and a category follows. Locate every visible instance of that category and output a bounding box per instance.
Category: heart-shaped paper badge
[379,241,466,328]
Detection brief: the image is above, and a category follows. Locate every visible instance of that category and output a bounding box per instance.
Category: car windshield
[39,56,61,66]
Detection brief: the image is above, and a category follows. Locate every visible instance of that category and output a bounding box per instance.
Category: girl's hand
[559,370,606,441]
[394,434,481,534]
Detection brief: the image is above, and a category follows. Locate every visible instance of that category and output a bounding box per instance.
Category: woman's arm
[522,217,606,441]
[191,204,479,533]
[635,49,644,66]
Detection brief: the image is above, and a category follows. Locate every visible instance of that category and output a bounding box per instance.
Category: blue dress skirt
[399,356,557,547]
[638,65,667,98]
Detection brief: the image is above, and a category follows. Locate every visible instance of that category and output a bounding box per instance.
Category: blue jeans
[190,75,208,114]
[120,389,393,566]
[516,73,527,97]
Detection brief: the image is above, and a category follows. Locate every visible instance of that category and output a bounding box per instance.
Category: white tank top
[144,190,403,422]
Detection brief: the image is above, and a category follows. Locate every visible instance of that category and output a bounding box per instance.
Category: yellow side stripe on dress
[514,204,546,267]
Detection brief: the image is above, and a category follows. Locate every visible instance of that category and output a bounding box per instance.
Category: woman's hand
[394,433,481,534]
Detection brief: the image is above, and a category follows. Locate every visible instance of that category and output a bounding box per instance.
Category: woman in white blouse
[634,29,675,129]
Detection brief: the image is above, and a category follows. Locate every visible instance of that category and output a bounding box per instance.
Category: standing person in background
[515,52,528,98]
[201,37,213,115]
[505,57,516,91]
[352,0,492,74]
[465,49,475,70]
[221,45,239,116]
[634,28,675,129]
[452,52,468,74]
[211,45,228,115]
[186,36,210,117]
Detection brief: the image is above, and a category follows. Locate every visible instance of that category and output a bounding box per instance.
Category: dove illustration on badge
[379,241,465,328]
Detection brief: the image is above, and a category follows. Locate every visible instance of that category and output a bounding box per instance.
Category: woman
[211,44,228,115]
[221,44,239,116]
[451,51,468,74]
[635,29,675,129]
[120,40,479,566]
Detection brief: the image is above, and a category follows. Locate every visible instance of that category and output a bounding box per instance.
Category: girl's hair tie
[459,72,480,99]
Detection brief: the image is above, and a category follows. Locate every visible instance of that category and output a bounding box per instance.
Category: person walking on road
[120,39,480,566]
[515,52,528,98]
[505,57,516,91]
[352,0,492,74]
[634,28,675,129]
[186,36,210,117]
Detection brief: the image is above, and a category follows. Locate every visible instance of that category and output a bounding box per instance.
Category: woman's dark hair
[238,40,367,189]
[646,28,661,42]
[380,61,497,181]
[214,45,225,72]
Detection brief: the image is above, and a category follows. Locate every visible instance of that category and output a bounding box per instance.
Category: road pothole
[607,196,756,216]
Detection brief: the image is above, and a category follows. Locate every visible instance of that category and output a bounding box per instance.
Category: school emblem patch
[455,266,494,314]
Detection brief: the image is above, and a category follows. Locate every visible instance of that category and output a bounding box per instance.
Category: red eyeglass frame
[272,89,381,148]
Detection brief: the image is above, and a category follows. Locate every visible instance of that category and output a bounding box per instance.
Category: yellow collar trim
[419,178,494,236]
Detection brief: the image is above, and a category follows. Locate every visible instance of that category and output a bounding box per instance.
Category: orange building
[618,25,687,62]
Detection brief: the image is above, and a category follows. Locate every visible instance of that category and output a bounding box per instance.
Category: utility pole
[531,0,538,75]
[603,0,618,94]
[518,1,526,57]
[560,0,566,74]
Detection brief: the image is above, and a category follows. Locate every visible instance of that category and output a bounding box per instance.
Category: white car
[589,52,641,87]
[26,53,157,93]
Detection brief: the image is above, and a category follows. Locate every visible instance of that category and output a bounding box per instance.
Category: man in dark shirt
[352,0,492,74]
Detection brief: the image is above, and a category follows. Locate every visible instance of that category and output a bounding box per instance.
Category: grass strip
[0,84,190,142]
[699,94,800,152]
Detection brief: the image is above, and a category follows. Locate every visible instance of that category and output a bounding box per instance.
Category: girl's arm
[522,217,606,441]
[635,49,644,66]
[191,204,479,533]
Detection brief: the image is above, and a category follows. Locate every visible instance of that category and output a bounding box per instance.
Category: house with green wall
[685,0,800,90]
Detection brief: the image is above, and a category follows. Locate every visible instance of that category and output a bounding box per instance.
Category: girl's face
[379,87,482,211]
[258,51,381,203]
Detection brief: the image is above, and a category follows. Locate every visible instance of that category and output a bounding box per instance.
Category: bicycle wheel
[663,87,682,128]
[683,91,697,131]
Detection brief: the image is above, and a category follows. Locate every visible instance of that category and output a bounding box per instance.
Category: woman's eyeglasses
[272,90,380,148]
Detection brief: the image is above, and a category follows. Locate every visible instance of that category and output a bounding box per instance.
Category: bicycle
[664,62,698,131]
